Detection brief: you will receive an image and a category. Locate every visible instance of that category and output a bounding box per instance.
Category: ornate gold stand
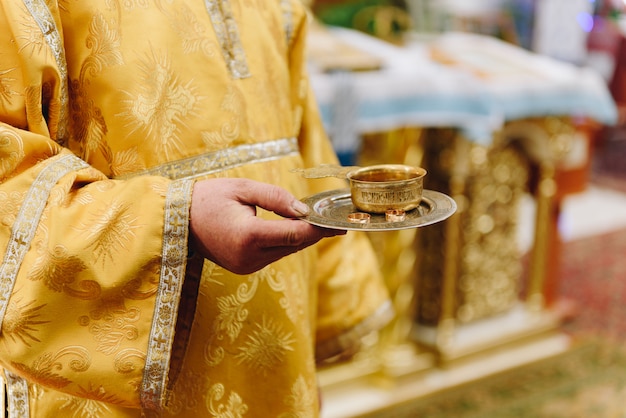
[318,117,582,416]
[410,119,573,363]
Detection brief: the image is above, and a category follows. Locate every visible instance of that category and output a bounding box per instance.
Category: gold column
[435,136,469,350]
[526,162,557,312]
[502,117,575,312]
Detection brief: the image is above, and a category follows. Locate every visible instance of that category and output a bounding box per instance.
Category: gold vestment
[0,1,391,416]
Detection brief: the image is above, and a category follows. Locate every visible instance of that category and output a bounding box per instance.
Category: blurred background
[304,1,626,417]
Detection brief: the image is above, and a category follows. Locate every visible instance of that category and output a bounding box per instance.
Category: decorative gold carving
[415,129,529,326]
[413,116,576,338]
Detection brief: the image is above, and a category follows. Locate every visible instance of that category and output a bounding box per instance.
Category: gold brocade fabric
[0,1,391,417]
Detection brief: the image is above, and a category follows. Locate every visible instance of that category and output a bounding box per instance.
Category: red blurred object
[587,14,626,143]
[587,16,621,58]
[587,3,626,112]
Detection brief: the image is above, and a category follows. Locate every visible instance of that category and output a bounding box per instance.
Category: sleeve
[286,1,394,362]
[0,1,195,411]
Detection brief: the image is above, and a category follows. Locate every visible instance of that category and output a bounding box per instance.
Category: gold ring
[347,212,371,224]
[385,209,406,222]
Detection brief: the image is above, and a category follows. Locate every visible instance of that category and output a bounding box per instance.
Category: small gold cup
[347,164,426,214]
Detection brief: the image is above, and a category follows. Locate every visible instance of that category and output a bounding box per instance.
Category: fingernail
[293,200,309,216]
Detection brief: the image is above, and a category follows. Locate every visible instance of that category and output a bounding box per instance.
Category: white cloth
[309,29,618,148]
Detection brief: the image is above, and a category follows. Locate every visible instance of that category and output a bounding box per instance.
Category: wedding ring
[347,212,371,224]
[385,209,406,222]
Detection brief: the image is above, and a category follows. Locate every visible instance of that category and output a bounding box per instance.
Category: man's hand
[189,178,345,274]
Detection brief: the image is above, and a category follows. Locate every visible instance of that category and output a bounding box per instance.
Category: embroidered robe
[0,0,392,417]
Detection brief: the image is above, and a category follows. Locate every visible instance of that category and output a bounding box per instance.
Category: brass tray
[300,189,456,231]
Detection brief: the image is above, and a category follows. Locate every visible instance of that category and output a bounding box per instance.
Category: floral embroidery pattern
[2,296,48,347]
[207,383,248,418]
[73,200,141,266]
[0,154,88,329]
[28,245,100,300]
[235,316,295,376]
[81,307,141,355]
[117,50,200,161]
[172,3,217,57]
[0,128,25,181]
[11,346,90,390]
[279,375,317,418]
[0,67,19,112]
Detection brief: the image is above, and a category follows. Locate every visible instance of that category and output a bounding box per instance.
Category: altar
[307,26,618,417]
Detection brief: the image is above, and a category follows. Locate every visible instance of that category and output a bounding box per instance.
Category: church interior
[304,0,626,416]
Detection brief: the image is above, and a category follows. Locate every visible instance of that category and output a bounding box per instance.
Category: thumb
[235,180,310,218]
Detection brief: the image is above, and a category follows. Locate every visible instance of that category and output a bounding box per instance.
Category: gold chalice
[346,164,427,214]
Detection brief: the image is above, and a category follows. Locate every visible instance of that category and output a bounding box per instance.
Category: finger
[245,238,339,273]
[249,219,345,249]
[234,180,310,218]
[227,234,342,275]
